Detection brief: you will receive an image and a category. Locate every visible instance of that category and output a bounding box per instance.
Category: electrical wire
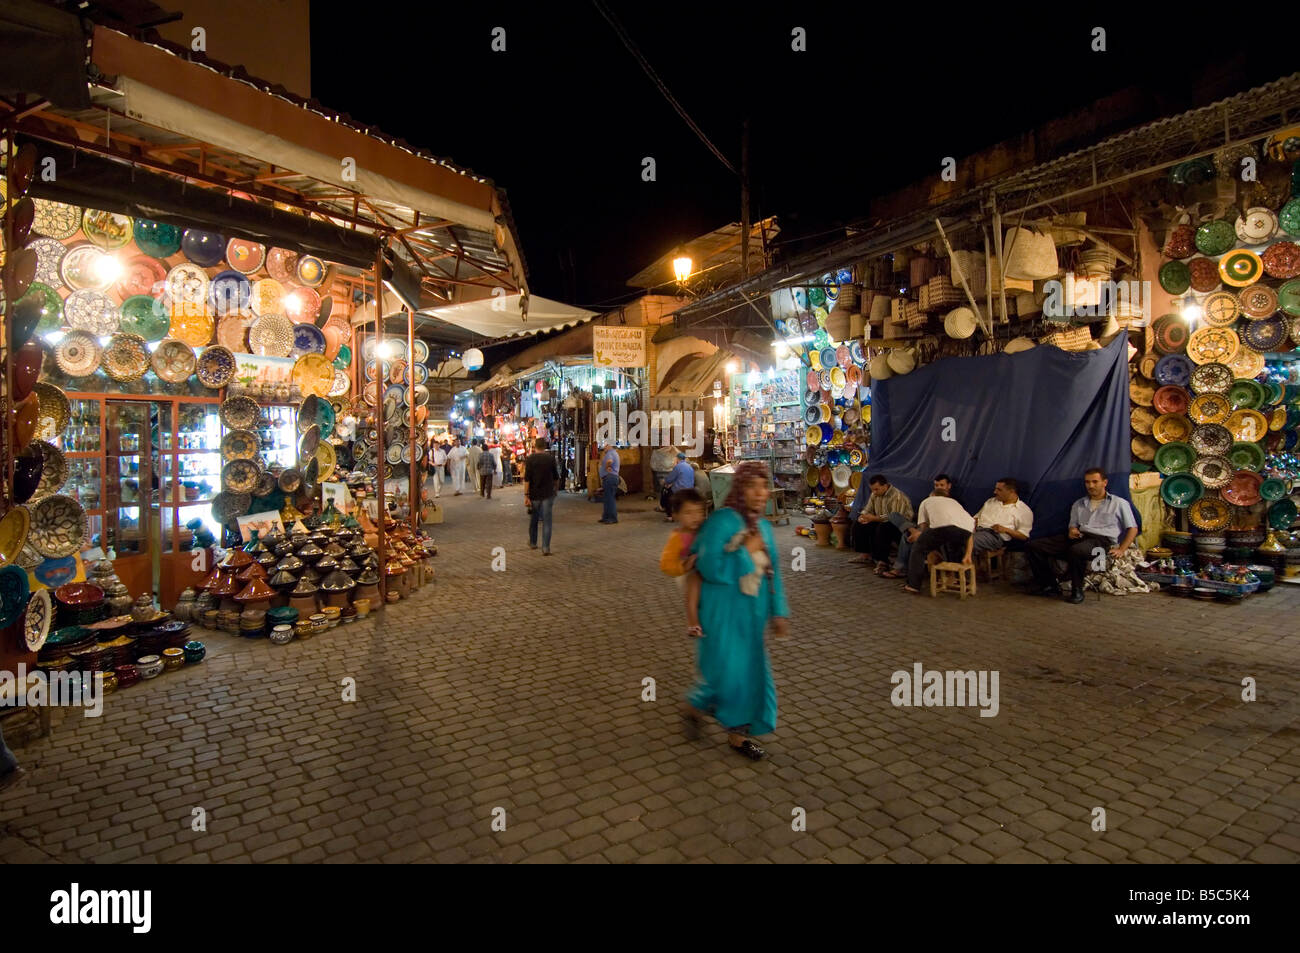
[590,0,738,177]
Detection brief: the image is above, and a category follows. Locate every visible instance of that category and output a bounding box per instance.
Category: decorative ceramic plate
[182,228,225,267]
[249,313,294,357]
[54,330,101,377]
[1221,470,1263,506]
[32,199,81,240]
[119,294,170,341]
[225,238,266,275]
[1236,207,1278,244]
[1160,473,1203,508]
[0,565,31,630]
[250,278,286,317]
[219,395,261,430]
[1281,199,1300,237]
[1190,423,1233,456]
[1191,455,1233,489]
[166,263,210,312]
[1268,498,1298,530]
[1219,249,1263,287]
[211,491,252,524]
[296,256,326,287]
[1186,326,1238,365]
[292,353,334,398]
[29,494,88,558]
[328,368,350,398]
[221,429,258,463]
[22,586,52,651]
[299,424,321,457]
[1227,441,1266,472]
[1131,434,1158,462]
[1130,406,1156,436]
[1154,441,1195,475]
[100,333,150,383]
[114,255,166,300]
[1260,477,1287,502]
[1151,314,1188,354]
[1153,354,1192,387]
[1262,241,1300,279]
[133,219,182,258]
[1152,385,1190,415]
[0,505,31,567]
[412,338,429,363]
[62,246,114,293]
[1152,413,1192,444]
[302,456,320,489]
[216,314,249,353]
[1189,362,1233,395]
[1164,224,1195,259]
[1187,257,1220,293]
[1226,409,1268,443]
[63,289,119,335]
[385,443,403,465]
[21,282,63,333]
[208,270,252,317]
[32,383,70,442]
[31,237,68,288]
[316,441,336,482]
[1238,284,1279,319]
[1227,378,1267,410]
[1158,260,1191,294]
[26,440,67,501]
[1242,316,1287,352]
[1188,496,1231,530]
[222,458,261,493]
[1188,392,1232,424]
[1278,278,1300,318]
[1195,219,1236,256]
[292,322,326,355]
[196,345,236,389]
[81,209,132,249]
[278,468,302,493]
[168,306,214,348]
[1225,347,1265,379]
[1202,291,1240,327]
[266,247,298,283]
[151,339,196,383]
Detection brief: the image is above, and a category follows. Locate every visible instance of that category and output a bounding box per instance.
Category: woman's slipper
[730,739,765,760]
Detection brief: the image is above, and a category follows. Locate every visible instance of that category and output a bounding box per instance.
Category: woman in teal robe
[685,463,789,760]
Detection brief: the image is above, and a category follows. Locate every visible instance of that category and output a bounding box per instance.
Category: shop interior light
[467,398,475,410]
[1180,296,1203,322]
[672,254,693,283]
[92,253,124,285]
[726,360,739,374]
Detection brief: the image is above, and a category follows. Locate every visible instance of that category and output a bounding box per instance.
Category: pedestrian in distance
[524,437,561,555]
[446,438,468,496]
[598,457,620,523]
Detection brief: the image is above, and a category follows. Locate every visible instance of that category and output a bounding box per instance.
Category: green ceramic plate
[133,219,182,258]
[1264,380,1286,404]
[1154,441,1195,475]
[1259,477,1287,502]
[1278,279,1300,317]
[1267,497,1297,529]
[334,344,352,371]
[1280,199,1300,237]
[19,282,63,333]
[1227,378,1267,410]
[1227,440,1266,471]
[1159,260,1191,294]
[118,295,170,341]
[1160,473,1204,508]
[1195,219,1236,256]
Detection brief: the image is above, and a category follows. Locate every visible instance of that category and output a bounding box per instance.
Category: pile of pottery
[87,558,134,617]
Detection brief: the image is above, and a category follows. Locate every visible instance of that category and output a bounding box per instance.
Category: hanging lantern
[463,348,484,371]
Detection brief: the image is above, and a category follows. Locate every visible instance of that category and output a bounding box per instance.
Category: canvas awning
[420,294,596,340]
[657,349,734,399]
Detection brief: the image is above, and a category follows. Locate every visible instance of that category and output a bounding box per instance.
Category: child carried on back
[659,488,706,637]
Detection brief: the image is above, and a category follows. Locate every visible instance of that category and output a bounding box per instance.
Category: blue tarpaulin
[866,335,1134,538]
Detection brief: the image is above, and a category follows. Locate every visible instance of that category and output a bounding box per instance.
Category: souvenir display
[226,238,266,275]
[100,333,151,383]
[196,346,237,389]
[134,219,182,257]
[151,339,197,383]
[28,494,88,558]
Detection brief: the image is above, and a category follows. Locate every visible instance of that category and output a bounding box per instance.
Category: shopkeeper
[662,452,695,521]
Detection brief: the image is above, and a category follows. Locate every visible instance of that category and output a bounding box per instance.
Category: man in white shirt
[466,439,484,493]
[446,438,468,495]
[971,477,1033,554]
[901,474,975,594]
[429,442,448,498]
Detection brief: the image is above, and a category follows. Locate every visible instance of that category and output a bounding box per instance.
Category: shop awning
[419,294,597,340]
[473,357,592,393]
[658,349,734,399]
[0,0,91,109]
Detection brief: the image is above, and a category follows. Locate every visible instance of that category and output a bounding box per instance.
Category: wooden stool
[976,548,1006,582]
[930,559,977,598]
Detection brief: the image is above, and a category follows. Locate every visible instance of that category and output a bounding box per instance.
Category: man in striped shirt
[848,474,914,574]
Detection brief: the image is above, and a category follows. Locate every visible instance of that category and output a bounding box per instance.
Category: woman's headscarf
[723,462,771,532]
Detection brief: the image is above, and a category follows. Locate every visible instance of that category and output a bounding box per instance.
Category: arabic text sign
[593,327,647,368]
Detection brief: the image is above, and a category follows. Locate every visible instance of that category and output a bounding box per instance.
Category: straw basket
[1039,325,1093,351]
[925,274,965,311]
[825,309,852,343]
[903,301,928,330]
[837,284,858,311]
[849,312,866,338]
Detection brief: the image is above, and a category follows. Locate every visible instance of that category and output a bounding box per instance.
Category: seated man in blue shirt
[1025,467,1139,604]
[663,452,696,522]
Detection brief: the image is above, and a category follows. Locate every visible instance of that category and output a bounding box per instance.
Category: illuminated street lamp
[672,252,693,283]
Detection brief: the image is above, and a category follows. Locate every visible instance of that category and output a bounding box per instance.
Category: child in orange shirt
[659,488,707,637]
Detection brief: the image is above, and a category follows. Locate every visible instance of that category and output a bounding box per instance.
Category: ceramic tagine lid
[322,542,346,558]
[296,541,325,559]
[236,561,268,582]
[384,561,405,577]
[234,577,276,602]
[256,551,278,568]
[290,576,318,596]
[314,554,339,571]
[176,587,197,604]
[275,555,305,572]
[209,571,240,596]
[337,557,360,575]
[269,569,299,590]
[320,570,356,592]
[356,568,380,586]
[219,550,254,569]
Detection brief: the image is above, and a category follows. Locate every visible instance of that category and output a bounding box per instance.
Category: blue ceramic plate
[208,270,252,317]
[292,322,326,356]
[182,229,226,268]
[1154,354,1193,387]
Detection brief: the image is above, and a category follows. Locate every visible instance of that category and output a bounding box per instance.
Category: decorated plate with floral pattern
[196,345,236,389]
[220,428,259,462]
[151,339,197,383]
[30,237,66,287]
[101,333,150,382]
[166,263,210,312]
[81,209,133,249]
[54,330,102,377]
[221,458,261,494]
[1202,290,1239,327]
[22,586,52,651]
[266,247,298,283]
[219,395,261,430]
[32,199,81,240]
[249,313,294,357]
[29,494,88,558]
[64,289,120,335]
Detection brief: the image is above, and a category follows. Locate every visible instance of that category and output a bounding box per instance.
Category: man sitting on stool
[901,477,975,594]
[848,474,913,574]
[1025,467,1138,604]
[972,477,1033,554]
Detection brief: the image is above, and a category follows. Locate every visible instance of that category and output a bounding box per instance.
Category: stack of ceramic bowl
[70,641,114,675]
[1245,564,1276,591]
[239,608,267,638]
[217,608,240,633]
[1225,529,1265,563]
[1194,533,1226,568]
[54,583,107,628]
[182,640,206,664]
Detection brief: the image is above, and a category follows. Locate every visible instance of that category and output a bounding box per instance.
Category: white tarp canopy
[419,294,596,339]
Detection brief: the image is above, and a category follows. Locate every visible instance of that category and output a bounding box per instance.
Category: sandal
[881,569,904,579]
[685,625,703,638]
[730,739,765,761]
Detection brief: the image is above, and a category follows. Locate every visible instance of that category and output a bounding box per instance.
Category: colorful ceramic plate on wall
[221,458,261,493]
[0,565,31,630]
[168,306,214,348]
[296,256,326,287]
[1268,498,1297,530]
[0,506,31,567]
[151,339,197,383]
[251,278,285,317]
[1188,362,1232,395]
[284,285,321,324]
[1153,354,1192,387]
[1226,409,1268,443]
[1236,207,1278,244]
[1160,473,1203,508]
[134,219,182,258]
[60,244,113,292]
[1186,326,1238,365]
[182,228,225,267]
[1188,495,1231,530]
[1194,219,1236,256]
[225,238,265,275]
[1164,224,1195,259]
[1259,477,1287,501]
[316,441,336,482]
[1227,378,1267,410]
[1221,471,1263,506]
[292,353,334,398]
[1151,314,1188,354]
[119,294,170,341]
[266,247,298,282]
[32,199,81,240]
[100,333,150,382]
[1219,249,1263,287]
[22,586,52,651]
[54,330,101,377]
[30,237,66,287]
[81,209,133,249]
[28,494,88,558]
[1152,385,1190,414]
[1227,441,1266,472]
[220,429,259,462]
[1262,241,1300,279]
[20,282,63,333]
[216,314,249,353]
[166,263,210,312]
[1201,290,1239,327]
[1188,392,1232,424]
[1226,347,1265,379]
[1158,260,1191,294]
[1191,455,1233,489]
[211,491,252,524]
[249,313,294,357]
[1190,423,1232,456]
[291,322,326,356]
[64,289,120,336]
[219,395,261,430]
[115,255,166,300]
[1237,283,1279,319]
[1242,316,1287,352]
[196,346,236,389]
[1152,413,1192,444]
[1187,257,1220,293]
[1153,441,1194,475]
[208,270,252,317]
[31,385,69,444]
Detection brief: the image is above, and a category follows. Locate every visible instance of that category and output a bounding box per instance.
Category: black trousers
[1025,533,1111,591]
[853,520,901,562]
[906,526,972,590]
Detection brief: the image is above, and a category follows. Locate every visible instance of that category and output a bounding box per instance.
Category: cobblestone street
[2,485,1298,864]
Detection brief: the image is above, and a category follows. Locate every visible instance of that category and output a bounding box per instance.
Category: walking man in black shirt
[524,437,561,555]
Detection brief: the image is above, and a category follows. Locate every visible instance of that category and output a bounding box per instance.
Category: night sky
[312,6,1282,310]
